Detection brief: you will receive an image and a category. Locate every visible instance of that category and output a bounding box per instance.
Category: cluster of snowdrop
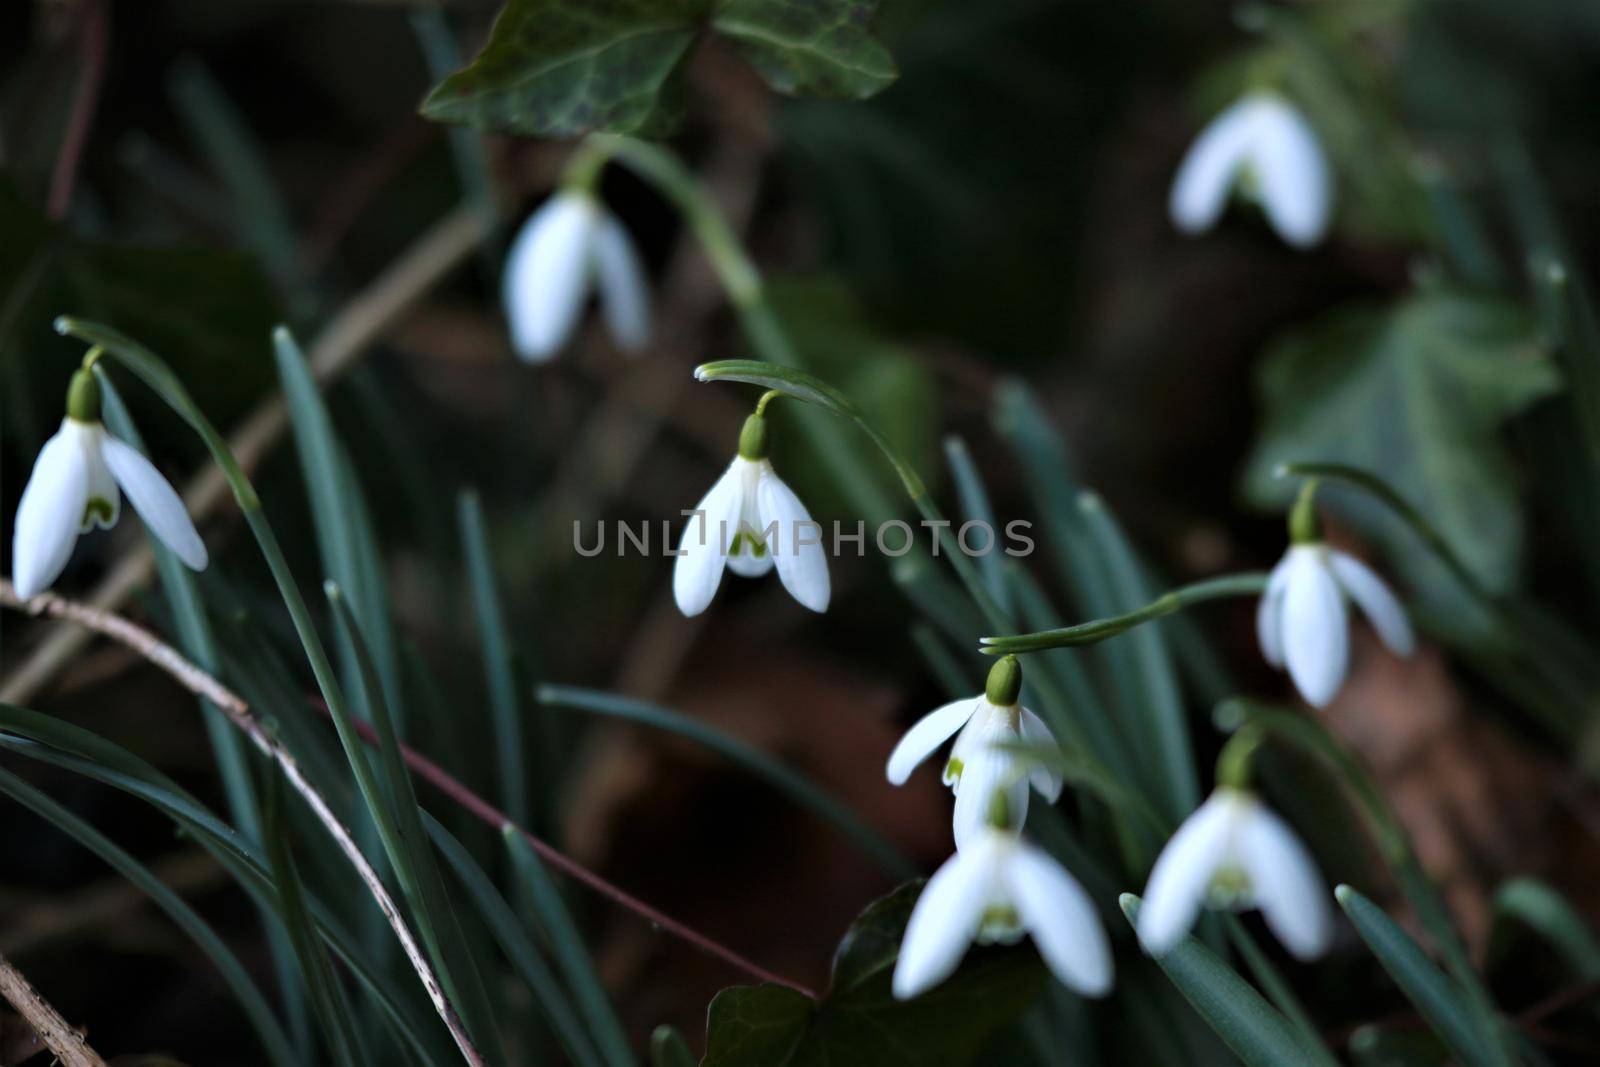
[4,95,1401,1014]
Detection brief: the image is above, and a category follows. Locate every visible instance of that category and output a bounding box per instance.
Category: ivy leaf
[1241,290,1558,635]
[711,0,896,100]
[419,0,896,138]
[701,883,1044,1067]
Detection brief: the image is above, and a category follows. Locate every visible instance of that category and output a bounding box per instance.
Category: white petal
[81,432,120,531]
[1251,98,1332,249]
[886,698,980,786]
[1018,707,1063,802]
[502,193,598,362]
[1006,842,1113,997]
[11,421,91,598]
[951,712,1030,851]
[1240,804,1332,961]
[892,844,996,999]
[1282,547,1348,707]
[589,212,650,353]
[1169,99,1257,235]
[756,466,830,613]
[672,461,744,617]
[724,541,775,577]
[1137,793,1238,956]
[1256,555,1293,669]
[1329,550,1415,658]
[100,434,207,570]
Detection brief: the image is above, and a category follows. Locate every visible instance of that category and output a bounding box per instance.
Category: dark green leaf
[702,883,1044,1067]
[420,1,894,138]
[1241,291,1558,635]
[713,0,895,99]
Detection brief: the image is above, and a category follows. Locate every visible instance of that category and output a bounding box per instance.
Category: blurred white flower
[1257,543,1414,708]
[893,826,1113,1000]
[672,415,828,616]
[886,661,1062,850]
[1169,93,1332,249]
[1137,788,1332,960]
[502,190,650,361]
[13,406,207,599]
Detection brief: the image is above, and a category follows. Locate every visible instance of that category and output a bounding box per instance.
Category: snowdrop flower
[885,655,1063,850]
[12,366,206,599]
[1137,787,1332,961]
[502,189,650,361]
[673,410,828,617]
[1170,92,1332,249]
[893,803,1112,1000]
[1257,490,1414,707]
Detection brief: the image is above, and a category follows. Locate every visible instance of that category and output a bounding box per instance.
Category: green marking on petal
[83,497,115,528]
[944,757,964,782]
[1206,865,1255,909]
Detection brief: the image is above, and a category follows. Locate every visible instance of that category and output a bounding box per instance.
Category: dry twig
[0,948,105,1067]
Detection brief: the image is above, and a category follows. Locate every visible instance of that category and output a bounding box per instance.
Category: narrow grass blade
[1222,917,1340,1067]
[944,435,1010,616]
[1336,885,1514,1067]
[1492,878,1600,980]
[650,1026,695,1067]
[908,622,974,700]
[1119,894,1315,1067]
[458,490,528,829]
[537,684,913,878]
[326,585,504,1060]
[0,707,454,1065]
[503,825,637,1067]
[0,764,299,1067]
[427,813,606,1067]
[264,762,364,1067]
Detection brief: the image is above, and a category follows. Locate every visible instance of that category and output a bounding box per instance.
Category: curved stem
[980,573,1270,655]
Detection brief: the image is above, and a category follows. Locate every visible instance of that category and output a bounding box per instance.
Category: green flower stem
[52,316,488,1067]
[979,573,1270,655]
[1215,698,1518,1066]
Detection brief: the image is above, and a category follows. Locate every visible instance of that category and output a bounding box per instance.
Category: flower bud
[66,366,101,423]
[737,412,768,461]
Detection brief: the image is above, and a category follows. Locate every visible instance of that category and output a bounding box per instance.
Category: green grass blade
[908,622,974,700]
[458,490,529,830]
[1222,917,1340,1067]
[650,1026,695,1067]
[0,709,454,1065]
[326,584,504,1061]
[944,435,1010,616]
[1336,885,1513,1067]
[1074,492,1198,820]
[1492,878,1600,980]
[0,764,299,1067]
[1119,894,1315,1067]
[537,683,914,878]
[263,761,364,1067]
[503,826,637,1067]
[427,813,607,1067]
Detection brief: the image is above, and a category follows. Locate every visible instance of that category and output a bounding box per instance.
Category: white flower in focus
[885,655,1062,851]
[502,190,650,362]
[672,413,828,617]
[1137,788,1332,961]
[1169,93,1332,249]
[13,371,206,599]
[1257,542,1414,708]
[893,826,1113,1000]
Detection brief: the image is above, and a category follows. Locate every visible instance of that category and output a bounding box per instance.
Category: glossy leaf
[702,883,1044,1067]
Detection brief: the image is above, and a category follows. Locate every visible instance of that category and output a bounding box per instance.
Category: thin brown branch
[46,0,109,221]
[0,581,486,1067]
[307,696,817,997]
[0,947,105,1067]
[0,205,490,708]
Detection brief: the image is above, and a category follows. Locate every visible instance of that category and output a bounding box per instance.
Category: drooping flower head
[885,655,1063,850]
[1170,92,1332,249]
[502,189,650,362]
[893,792,1112,1000]
[1257,485,1414,707]
[673,406,829,617]
[1136,787,1332,961]
[12,363,207,599]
